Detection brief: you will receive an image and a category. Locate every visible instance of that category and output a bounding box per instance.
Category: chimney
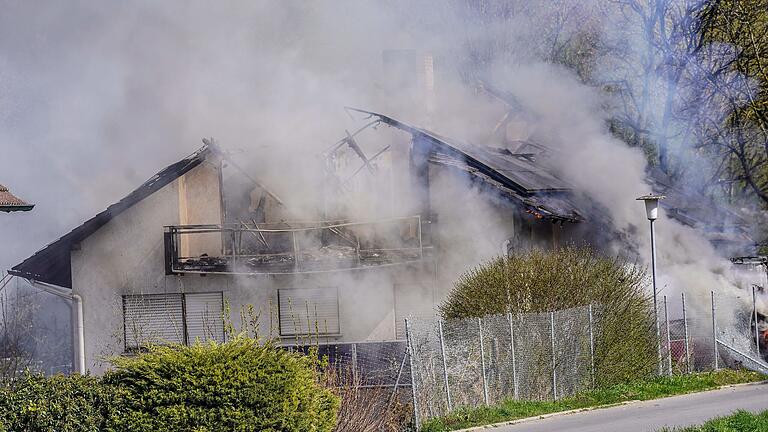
[382,49,435,126]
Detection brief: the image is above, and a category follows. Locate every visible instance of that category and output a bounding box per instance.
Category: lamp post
[637,194,665,375]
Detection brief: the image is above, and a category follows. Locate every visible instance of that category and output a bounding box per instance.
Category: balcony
[165,215,430,275]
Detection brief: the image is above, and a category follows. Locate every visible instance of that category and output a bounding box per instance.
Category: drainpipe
[27,279,85,375]
[71,294,85,374]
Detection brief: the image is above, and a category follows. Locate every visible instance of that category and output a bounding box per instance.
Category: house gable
[9,143,217,288]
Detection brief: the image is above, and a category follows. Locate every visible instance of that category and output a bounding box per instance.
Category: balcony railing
[165,215,429,275]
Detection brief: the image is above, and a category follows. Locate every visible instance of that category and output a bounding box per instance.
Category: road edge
[450,380,768,432]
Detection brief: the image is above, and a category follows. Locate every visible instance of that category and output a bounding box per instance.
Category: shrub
[0,372,110,432]
[103,337,339,432]
[439,246,657,385]
[325,366,412,432]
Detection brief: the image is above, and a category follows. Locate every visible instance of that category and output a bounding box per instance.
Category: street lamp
[637,193,665,375]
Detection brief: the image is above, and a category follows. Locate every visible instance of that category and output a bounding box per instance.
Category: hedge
[0,373,110,432]
[0,338,339,432]
[440,246,657,385]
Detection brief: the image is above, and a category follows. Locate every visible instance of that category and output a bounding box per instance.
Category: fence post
[507,313,519,399]
[478,318,489,405]
[230,230,237,267]
[754,286,761,358]
[388,347,408,408]
[711,291,718,370]
[351,343,359,383]
[438,320,452,411]
[405,318,420,429]
[682,293,691,374]
[550,311,558,400]
[664,296,672,375]
[588,304,595,388]
[291,231,299,270]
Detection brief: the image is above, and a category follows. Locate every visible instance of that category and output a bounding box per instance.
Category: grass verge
[420,369,766,432]
[660,409,768,431]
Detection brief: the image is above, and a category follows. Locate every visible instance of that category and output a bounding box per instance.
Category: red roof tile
[0,184,34,212]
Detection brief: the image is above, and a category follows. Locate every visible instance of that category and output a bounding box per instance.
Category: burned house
[8,109,584,374]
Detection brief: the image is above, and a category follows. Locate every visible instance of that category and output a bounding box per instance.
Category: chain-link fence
[658,290,768,376]
[405,305,596,426]
[284,290,768,429]
[287,340,410,388]
[405,291,768,428]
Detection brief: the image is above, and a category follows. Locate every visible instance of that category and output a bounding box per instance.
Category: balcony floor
[174,245,430,275]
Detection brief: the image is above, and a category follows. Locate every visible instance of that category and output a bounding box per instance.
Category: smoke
[0,1,762,350]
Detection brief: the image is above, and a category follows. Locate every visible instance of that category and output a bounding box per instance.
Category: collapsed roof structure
[10,106,754,288]
[477,79,754,254]
[10,109,584,287]
[347,109,581,223]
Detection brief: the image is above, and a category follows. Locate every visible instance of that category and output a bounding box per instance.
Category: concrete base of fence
[451,381,768,432]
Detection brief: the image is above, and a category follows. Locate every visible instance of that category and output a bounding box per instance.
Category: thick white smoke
[0,1,760,341]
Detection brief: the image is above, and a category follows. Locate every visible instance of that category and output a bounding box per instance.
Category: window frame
[277,287,341,338]
[122,291,225,352]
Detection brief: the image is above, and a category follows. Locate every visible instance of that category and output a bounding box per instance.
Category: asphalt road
[493,383,768,432]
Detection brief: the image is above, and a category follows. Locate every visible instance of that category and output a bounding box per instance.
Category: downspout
[26,279,85,374]
[72,294,85,374]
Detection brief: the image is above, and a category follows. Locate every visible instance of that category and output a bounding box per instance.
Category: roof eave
[9,142,219,288]
[0,204,34,212]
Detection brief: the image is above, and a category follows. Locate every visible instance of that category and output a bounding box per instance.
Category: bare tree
[0,275,73,377]
[695,0,768,207]
[0,279,39,378]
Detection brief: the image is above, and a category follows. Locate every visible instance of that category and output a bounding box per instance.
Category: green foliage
[103,337,339,432]
[663,409,768,432]
[0,339,339,432]
[420,370,766,431]
[0,373,110,432]
[439,246,656,386]
[699,1,768,208]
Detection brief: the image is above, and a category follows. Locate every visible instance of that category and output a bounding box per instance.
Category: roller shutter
[185,292,225,343]
[123,294,185,349]
[278,288,340,336]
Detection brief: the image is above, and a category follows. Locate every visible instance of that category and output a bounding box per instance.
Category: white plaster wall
[71,178,182,374]
[71,161,228,374]
[71,161,437,374]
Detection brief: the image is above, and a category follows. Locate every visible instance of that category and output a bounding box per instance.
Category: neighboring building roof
[0,184,34,212]
[9,144,216,288]
[349,109,582,222]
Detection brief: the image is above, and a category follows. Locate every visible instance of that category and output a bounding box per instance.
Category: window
[185,292,226,344]
[123,292,224,351]
[278,288,340,336]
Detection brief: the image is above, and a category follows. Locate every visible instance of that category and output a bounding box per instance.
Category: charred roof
[9,144,217,287]
[10,112,584,288]
[348,109,582,222]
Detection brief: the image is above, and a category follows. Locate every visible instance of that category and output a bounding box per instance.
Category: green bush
[103,337,339,432]
[439,246,657,385]
[0,373,111,432]
[0,339,340,432]
[668,409,768,431]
